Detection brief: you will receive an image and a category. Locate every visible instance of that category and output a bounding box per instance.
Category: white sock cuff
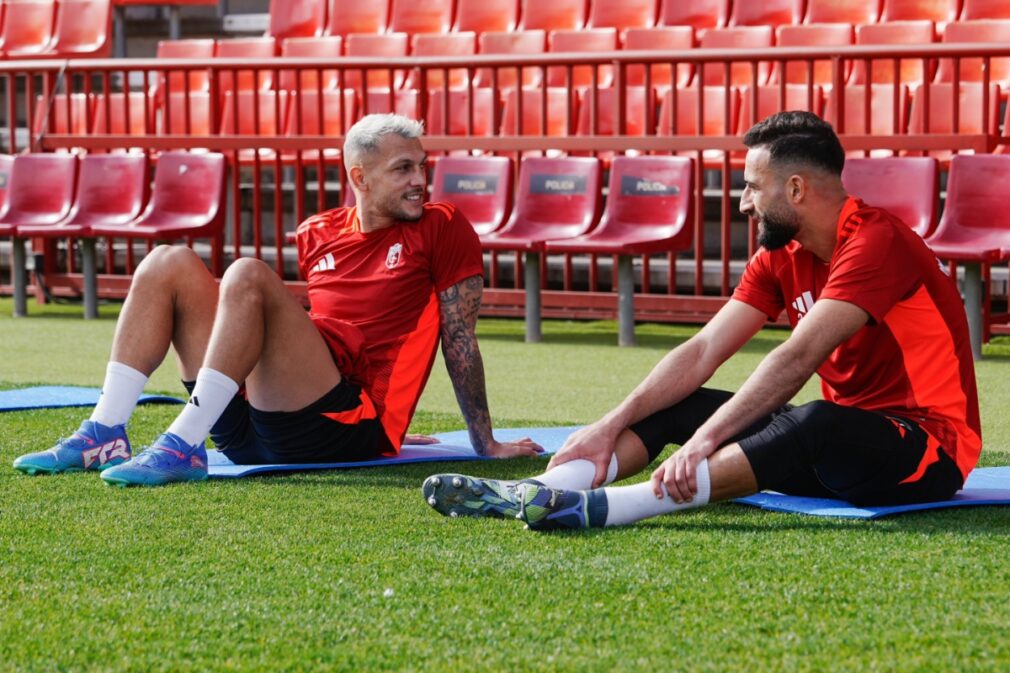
[107,361,148,384]
[603,453,619,486]
[694,458,712,506]
[195,367,240,394]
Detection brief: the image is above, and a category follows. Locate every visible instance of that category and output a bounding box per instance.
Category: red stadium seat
[388,0,453,34]
[453,0,519,33]
[850,21,936,85]
[841,157,939,237]
[430,156,514,235]
[474,30,546,90]
[587,0,657,34]
[363,89,420,117]
[658,0,728,33]
[500,86,576,138]
[0,0,56,57]
[824,84,910,154]
[285,89,357,161]
[425,87,496,137]
[92,92,152,136]
[623,27,694,92]
[936,20,1010,85]
[880,0,959,26]
[327,0,388,35]
[699,26,774,87]
[960,0,1010,19]
[157,92,214,136]
[774,24,854,86]
[519,0,585,31]
[923,154,1010,350]
[407,32,477,90]
[220,91,289,162]
[279,36,343,92]
[50,0,111,58]
[804,0,881,24]
[729,0,803,27]
[16,154,148,318]
[907,82,1002,161]
[0,154,77,316]
[215,37,277,95]
[32,93,92,139]
[737,84,824,133]
[547,28,618,90]
[659,85,739,137]
[544,155,694,345]
[268,0,325,39]
[344,33,409,91]
[576,86,652,137]
[90,152,228,276]
[155,39,214,102]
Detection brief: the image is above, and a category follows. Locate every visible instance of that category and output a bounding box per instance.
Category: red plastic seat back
[961,0,1010,19]
[431,156,514,235]
[268,0,324,39]
[327,0,388,35]
[908,82,1002,135]
[51,0,111,57]
[156,39,214,99]
[841,157,939,237]
[932,155,1010,242]
[474,30,546,90]
[547,28,618,89]
[881,0,959,23]
[659,86,739,136]
[425,88,496,136]
[32,93,92,137]
[805,0,881,24]
[215,37,277,95]
[1,0,57,55]
[3,154,77,225]
[729,0,802,26]
[220,91,289,135]
[587,0,657,33]
[737,85,824,134]
[92,92,152,135]
[577,86,651,136]
[453,0,519,32]
[824,84,909,135]
[344,33,409,91]
[659,0,728,31]
[504,157,601,239]
[69,154,148,226]
[407,32,476,90]
[774,24,854,85]
[600,155,693,246]
[144,152,226,222]
[286,90,357,135]
[623,27,694,91]
[157,92,214,136]
[936,20,1010,84]
[363,89,420,118]
[699,26,774,86]
[388,0,453,34]
[280,36,343,92]
[519,0,585,31]
[850,21,936,85]
[501,87,576,136]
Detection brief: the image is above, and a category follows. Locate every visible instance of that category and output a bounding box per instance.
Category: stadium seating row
[0,0,110,58]
[267,0,1010,41]
[0,152,226,317]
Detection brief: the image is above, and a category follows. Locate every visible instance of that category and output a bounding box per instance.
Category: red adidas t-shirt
[296,202,484,451]
[733,197,982,478]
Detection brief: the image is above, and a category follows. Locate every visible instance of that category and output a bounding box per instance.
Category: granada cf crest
[386,242,404,269]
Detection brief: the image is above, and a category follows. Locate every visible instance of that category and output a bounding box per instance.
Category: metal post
[82,238,98,319]
[113,6,127,58]
[617,254,636,347]
[169,6,181,40]
[12,237,26,317]
[963,262,983,361]
[524,251,542,343]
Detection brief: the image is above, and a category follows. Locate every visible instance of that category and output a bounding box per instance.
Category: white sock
[89,362,148,427]
[532,454,619,490]
[602,459,712,527]
[165,367,239,447]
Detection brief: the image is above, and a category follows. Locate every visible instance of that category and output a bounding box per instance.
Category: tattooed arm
[438,275,543,458]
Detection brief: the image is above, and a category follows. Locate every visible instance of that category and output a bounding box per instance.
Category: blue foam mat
[734,466,1010,519]
[0,385,183,412]
[207,426,576,478]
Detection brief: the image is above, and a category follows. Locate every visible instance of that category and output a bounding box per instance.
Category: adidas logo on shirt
[791,290,815,318]
[311,253,335,274]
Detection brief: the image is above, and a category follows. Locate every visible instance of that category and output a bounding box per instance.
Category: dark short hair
[742,111,845,176]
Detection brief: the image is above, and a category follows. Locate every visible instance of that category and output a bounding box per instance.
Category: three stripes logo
[791,291,815,319]
[311,253,336,275]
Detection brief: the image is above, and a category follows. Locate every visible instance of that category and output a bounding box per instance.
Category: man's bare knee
[218,258,286,308]
[133,245,209,290]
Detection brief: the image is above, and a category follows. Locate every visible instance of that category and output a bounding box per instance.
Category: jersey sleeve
[428,204,485,293]
[820,219,920,324]
[731,249,785,320]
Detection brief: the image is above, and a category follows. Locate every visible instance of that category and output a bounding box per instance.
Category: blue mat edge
[0,385,183,412]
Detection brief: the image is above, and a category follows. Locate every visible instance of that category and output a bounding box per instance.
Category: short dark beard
[756,208,800,250]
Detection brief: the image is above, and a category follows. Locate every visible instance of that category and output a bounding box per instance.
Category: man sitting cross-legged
[14,114,540,485]
[423,111,981,529]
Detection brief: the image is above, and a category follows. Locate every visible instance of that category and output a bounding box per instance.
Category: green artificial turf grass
[2,298,1010,671]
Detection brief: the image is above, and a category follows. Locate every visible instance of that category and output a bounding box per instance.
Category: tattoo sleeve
[438,274,495,455]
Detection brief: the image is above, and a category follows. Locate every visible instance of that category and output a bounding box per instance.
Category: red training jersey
[733,197,981,478]
[296,202,484,452]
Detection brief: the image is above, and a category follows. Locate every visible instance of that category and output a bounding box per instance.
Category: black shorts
[183,379,391,465]
[629,388,964,507]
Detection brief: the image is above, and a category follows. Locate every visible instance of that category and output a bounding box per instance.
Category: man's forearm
[441,334,495,455]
